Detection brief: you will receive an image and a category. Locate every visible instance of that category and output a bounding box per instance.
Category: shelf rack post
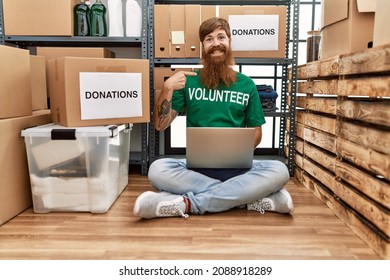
[148,0,157,169]
[287,0,300,176]
[0,1,4,45]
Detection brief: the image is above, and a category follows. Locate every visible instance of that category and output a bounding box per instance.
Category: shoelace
[247,199,272,214]
[158,202,189,218]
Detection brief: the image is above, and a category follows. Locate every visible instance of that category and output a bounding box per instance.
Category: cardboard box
[0,45,32,119]
[320,0,375,59]
[30,55,48,111]
[154,5,171,58]
[48,57,150,127]
[36,47,115,98]
[0,110,51,226]
[219,6,287,58]
[2,0,78,36]
[373,0,390,47]
[185,5,201,58]
[170,5,186,58]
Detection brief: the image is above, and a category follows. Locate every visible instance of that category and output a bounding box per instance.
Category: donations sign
[79,72,142,120]
[229,15,279,51]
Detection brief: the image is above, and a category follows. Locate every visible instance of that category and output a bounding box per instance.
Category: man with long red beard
[133,17,293,219]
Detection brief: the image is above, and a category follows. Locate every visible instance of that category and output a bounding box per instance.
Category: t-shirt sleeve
[171,89,185,114]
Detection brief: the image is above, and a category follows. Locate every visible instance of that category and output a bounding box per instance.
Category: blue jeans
[148,158,290,214]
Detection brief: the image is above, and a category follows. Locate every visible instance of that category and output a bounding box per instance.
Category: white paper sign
[79,72,142,120]
[171,31,185,44]
[229,15,279,51]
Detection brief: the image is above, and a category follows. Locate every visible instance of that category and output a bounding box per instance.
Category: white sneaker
[247,188,294,214]
[133,191,189,219]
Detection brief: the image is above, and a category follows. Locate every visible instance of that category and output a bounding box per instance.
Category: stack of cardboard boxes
[0,45,51,226]
[320,0,390,60]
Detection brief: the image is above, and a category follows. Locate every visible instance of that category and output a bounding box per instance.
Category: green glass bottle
[74,0,90,36]
[90,0,107,37]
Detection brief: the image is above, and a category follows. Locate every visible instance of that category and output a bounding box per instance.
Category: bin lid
[21,123,131,139]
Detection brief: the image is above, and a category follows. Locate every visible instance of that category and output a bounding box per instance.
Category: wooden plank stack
[287,44,390,259]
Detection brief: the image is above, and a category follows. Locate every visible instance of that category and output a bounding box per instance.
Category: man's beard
[200,45,236,89]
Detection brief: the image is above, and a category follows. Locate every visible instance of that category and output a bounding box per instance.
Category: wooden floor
[0,167,381,260]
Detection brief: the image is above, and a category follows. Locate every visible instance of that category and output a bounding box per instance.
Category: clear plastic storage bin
[21,123,131,213]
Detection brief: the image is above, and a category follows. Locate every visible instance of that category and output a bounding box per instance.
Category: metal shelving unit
[0,0,151,175]
[0,0,300,176]
[150,0,300,176]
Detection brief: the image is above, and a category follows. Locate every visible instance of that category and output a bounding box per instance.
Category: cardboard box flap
[321,0,349,29]
[357,0,376,12]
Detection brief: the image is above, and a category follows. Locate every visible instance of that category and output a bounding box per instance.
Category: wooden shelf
[288,43,390,260]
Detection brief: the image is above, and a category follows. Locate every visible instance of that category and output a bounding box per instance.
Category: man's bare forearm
[154,98,178,131]
[154,71,192,131]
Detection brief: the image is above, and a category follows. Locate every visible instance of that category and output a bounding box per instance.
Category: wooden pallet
[287,44,390,259]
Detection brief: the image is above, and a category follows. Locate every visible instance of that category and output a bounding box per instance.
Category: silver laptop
[186,127,255,169]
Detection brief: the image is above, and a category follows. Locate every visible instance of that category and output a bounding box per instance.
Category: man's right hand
[164,71,197,91]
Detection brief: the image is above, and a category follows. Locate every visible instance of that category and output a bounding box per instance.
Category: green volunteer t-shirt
[171,71,265,127]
